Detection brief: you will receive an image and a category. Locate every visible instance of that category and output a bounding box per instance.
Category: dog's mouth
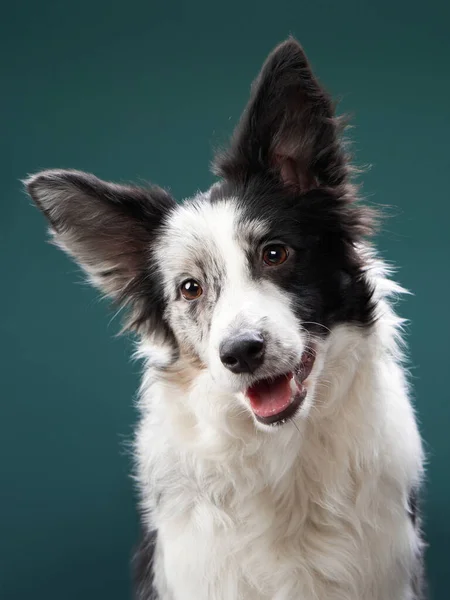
[245,348,316,426]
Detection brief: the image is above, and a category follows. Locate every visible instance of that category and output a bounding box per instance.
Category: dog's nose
[219,331,265,374]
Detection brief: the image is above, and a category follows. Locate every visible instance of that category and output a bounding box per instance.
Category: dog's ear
[25,169,176,335]
[213,38,348,192]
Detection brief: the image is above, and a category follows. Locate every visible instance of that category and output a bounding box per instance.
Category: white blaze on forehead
[156,195,268,293]
[156,192,305,385]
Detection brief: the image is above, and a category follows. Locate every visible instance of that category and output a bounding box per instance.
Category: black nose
[219,331,265,374]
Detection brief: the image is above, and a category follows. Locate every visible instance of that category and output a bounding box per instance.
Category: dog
[25,38,426,600]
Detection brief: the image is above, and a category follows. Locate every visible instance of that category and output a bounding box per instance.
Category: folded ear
[213,38,348,192]
[25,169,176,335]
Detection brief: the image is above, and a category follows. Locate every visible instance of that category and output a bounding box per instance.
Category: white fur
[155,200,306,400]
[134,201,424,600]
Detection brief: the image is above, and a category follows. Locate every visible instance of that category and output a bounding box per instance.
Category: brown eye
[180,279,203,300]
[263,244,289,266]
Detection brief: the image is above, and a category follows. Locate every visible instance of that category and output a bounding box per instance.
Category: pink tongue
[246,374,293,418]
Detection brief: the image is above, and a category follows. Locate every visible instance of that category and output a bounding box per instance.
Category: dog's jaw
[244,345,316,427]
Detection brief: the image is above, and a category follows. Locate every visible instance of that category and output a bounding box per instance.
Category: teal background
[1,1,449,598]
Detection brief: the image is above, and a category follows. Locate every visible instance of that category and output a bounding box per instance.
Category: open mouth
[245,348,316,426]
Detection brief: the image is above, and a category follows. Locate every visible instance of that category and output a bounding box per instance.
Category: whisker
[301,321,331,334]
[290,418,301,434]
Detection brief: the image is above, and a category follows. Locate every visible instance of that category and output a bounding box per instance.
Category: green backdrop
[1,1,449,598]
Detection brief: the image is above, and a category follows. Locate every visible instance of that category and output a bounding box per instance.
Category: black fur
[408,487,419,527]
[212,38,377,335]
[133,529,159,600]
[213,38,351,190]
[408,487,428,600]
[214,177,376,336]
[26,169,177,343]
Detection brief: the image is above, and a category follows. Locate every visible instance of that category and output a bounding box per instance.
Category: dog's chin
[245,348,316,428]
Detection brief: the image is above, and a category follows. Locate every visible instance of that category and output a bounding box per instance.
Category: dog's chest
[154,462,413,600]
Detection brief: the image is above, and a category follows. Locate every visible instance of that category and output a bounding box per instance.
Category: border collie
[25,38,426,600]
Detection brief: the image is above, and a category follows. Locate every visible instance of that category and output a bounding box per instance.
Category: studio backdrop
[1,1,448,599]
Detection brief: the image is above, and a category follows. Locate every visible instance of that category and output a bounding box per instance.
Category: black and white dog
[25,39,425,600]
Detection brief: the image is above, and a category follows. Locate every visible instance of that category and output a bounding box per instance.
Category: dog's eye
[262,244,289,266]
[180,279,203,300]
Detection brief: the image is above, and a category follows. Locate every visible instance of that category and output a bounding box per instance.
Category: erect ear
[25,169,176,335]
[213,38,348,192]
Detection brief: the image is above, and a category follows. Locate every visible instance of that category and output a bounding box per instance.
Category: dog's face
[25,39,375,429]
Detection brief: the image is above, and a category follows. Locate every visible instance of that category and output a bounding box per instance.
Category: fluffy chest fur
[136,318,423,600]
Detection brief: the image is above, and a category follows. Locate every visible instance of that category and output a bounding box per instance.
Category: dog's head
[25,39,376,430]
